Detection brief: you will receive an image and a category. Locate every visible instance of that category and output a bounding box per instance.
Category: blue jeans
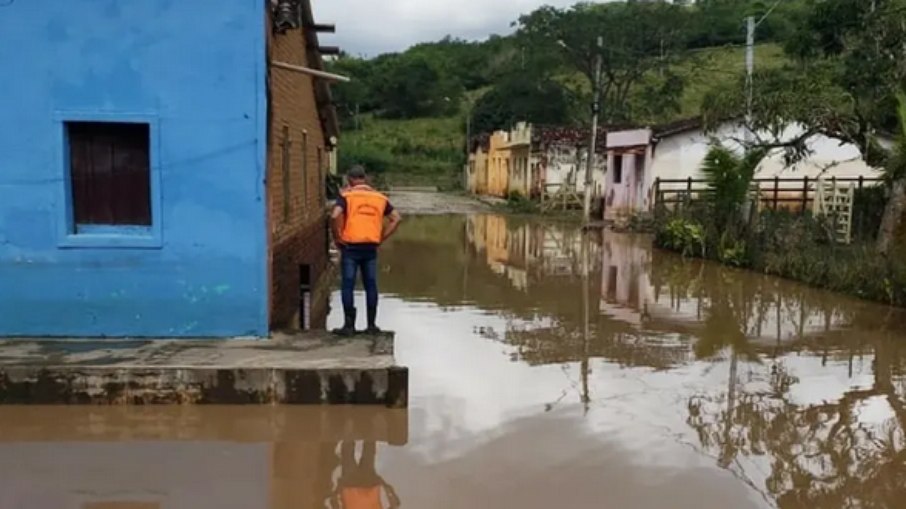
[341,247,378,319]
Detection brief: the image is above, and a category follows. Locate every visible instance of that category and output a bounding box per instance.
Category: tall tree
[514,1,689,124]
[470,76,575,134]
[371,54,463,119]
[327,55,377,127]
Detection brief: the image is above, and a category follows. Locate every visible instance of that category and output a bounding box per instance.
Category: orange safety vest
[341,486,383,509]
[341,186,389,244]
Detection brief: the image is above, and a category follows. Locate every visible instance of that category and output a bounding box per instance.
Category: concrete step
[0,332,407,407]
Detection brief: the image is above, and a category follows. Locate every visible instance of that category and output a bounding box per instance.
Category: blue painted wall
[0,0,269,337]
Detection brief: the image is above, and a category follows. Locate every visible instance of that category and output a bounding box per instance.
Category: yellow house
[486,131,512,198]
[467,122,605,201]
[468,128,521,198]
[467,130,514,198]
[506,122,533,198]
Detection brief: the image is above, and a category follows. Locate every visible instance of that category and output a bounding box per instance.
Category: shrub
[656,206,906,307]
[503,191,540,214]
[656,217,706,258]
[719,240,747,267]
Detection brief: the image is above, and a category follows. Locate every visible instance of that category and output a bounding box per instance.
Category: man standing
[331,166,402,335]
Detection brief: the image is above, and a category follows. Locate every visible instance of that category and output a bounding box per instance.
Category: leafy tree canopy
[470,77,574,134]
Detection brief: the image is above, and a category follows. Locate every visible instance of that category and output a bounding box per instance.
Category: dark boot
[366,305,381,334]
[332,308,356,336]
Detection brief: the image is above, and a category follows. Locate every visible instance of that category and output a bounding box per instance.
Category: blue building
[0,0,339,337]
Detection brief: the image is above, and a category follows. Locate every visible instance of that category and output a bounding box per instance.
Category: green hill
[338,44,789,187]
[678,43,787,118]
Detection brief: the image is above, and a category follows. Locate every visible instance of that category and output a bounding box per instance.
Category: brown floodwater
[2,213,906,509]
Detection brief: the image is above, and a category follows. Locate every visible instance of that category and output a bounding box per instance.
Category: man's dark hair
[347,165,367,180]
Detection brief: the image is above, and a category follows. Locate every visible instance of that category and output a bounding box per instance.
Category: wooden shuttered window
[67,122,152,226]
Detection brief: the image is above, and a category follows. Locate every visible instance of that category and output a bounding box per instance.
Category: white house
[603,118,884,221]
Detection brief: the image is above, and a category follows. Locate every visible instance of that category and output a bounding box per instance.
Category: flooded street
[3,213,906,508]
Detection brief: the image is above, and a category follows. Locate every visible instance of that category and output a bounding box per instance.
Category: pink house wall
[604,149,651,221]
[604,129,653,222]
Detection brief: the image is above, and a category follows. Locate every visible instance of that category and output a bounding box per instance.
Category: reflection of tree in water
[685,268,906,508]
[505,319,691,370]
[688,359,906,507]
[454,217,906,506]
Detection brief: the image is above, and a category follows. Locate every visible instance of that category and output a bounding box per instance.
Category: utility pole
[580,230,591,413]
[744,1,782,143]
[744,15,755,145]
[583,36,604,224]
[464,112,472,190]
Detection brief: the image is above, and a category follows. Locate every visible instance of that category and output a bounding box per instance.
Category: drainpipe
[270,61,351,82]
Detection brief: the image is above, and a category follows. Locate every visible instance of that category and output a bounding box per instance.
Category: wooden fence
[653,176,881,213]
[653,176,883,242]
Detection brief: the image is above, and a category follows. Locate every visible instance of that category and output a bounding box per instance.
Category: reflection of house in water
[599,233,656,327]
[599,231,863,346]
[466,215,599,291]
[466,214,508,277]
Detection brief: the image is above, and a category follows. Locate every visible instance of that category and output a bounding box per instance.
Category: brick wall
[266,17,331,331]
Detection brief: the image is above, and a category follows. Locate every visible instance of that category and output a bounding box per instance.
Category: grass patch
[340,115,464,189]
[677,44,787,119]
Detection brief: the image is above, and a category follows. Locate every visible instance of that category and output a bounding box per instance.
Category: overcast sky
[314,0,585,57]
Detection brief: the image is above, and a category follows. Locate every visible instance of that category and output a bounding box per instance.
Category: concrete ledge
[0,332,407,407]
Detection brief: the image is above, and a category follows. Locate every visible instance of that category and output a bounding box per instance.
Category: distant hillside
[339,44,790,187]
[677,44,787,119]
[340,116,464,188]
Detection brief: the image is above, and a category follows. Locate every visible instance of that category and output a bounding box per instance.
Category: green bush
[656,217,706,258]
[655,207,906,307]
[719,240,747,267]
[503,191,540,214]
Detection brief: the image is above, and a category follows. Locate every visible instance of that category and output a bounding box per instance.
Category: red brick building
[266,0,340,331]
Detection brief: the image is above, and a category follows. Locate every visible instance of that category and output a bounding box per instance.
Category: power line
[755,0,784,28]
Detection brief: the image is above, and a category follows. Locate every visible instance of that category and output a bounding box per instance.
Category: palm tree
[699,144,768,234]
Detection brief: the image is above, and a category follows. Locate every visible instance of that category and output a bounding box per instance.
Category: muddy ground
[387,190,497,215]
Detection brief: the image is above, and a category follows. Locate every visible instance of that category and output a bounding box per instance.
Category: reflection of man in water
[330,441,400,509]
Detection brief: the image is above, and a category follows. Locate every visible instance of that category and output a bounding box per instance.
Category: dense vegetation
[328,0,804,185]
[655,0,906,306]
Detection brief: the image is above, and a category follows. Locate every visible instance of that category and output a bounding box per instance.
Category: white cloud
[312,0,585,56]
